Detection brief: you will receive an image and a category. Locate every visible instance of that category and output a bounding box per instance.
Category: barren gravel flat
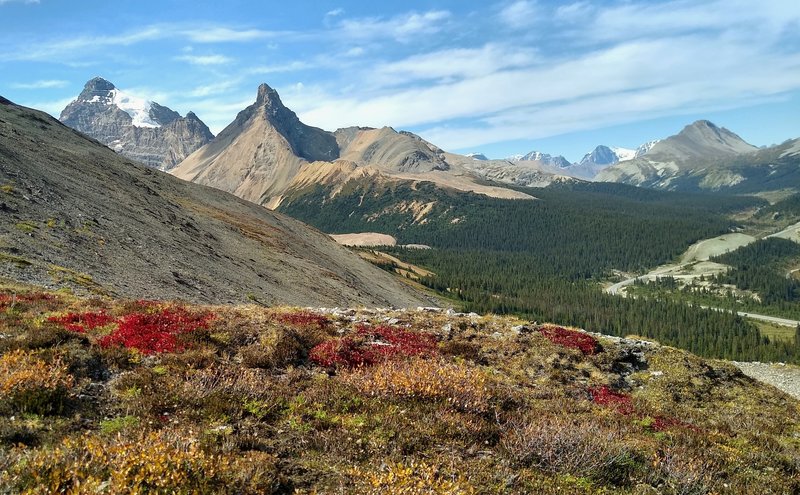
[330,232,397,247]
[734,362,800,400]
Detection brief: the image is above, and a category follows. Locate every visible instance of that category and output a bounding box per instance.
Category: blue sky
[1,0,799,162]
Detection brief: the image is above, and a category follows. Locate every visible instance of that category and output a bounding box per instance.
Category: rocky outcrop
[60,77,213,171]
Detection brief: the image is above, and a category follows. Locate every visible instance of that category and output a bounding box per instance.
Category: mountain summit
[173,83,339,205]
[60,77,213,171]
[596,120,758,190]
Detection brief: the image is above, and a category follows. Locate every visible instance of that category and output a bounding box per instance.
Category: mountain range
[0,95,429,307]
[59,77,214,171]
[56,78,800,198]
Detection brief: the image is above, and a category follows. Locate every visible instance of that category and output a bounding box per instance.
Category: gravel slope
[0,98,433,307]
[733,362,800,400]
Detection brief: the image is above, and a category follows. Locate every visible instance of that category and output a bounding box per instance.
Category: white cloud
[326,8,344,18]
[344,46,366,57]
[175,54,233,65]
[182,27,282,43]
[337,10,451,42]
[0,0,39,4]
[499,1,537,29]
[186,79,243,98]
[11,79,68,89]
[297,32,800,146]
[368,43,537,88]
[554,2,593,22]
[0,24,288,62]
[247,61,314,74]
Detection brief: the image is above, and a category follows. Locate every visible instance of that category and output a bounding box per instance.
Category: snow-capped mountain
[60,77,213,171]
[633,140,660,158]
[596,121,758,189]
[508,151,571,168]
[466,152,488,161]
[503,139,664,180]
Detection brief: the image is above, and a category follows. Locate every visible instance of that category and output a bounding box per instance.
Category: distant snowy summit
[466,152,488,161]
[503,140,661,180]
[60,77,213,171]
[507,151,572,168]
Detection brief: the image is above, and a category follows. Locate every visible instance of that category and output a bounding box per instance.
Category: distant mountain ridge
[173,83,541,207]
[596,120,761,190]
[60,77,214,171]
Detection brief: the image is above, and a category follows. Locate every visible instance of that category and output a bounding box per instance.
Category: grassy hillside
[1,285,799,493]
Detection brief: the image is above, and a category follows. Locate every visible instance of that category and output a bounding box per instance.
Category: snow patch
[110,89,160,128]
[81,87,160,128]
[610,147,636,162]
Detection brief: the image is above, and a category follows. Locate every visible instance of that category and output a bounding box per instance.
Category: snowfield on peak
[109,89,160,128]
[610,146,637,162]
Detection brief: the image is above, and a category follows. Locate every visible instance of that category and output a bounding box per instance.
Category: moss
[99,415,139,435]
[14,221,38,233]
[0,252,32,268]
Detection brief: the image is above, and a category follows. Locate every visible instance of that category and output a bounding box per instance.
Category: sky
[1,0,799,162]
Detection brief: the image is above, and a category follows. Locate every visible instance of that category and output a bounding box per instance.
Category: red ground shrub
[538,325,600,355]
[48,311,114,333]
[309,325,438,368]
[0,292,58,310]
[98,307,214,355]
[589,385,634,415]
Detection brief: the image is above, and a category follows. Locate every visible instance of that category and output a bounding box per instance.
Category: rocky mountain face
[0,96,430,307]
[334,126,449,174]
[173,83,541,207]
[59,77,213,171]
[508,150,572,168]
[173,83,340,206]
[596,120,759,190]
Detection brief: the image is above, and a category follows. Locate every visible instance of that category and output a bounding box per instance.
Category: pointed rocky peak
[148,102,181,126]
[580,145,618,166]
[223,83,339,163]
[77,77,116,101]
[256,83,282,107]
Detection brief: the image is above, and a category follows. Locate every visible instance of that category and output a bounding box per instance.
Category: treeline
[280,180,761,276]
[390,248,800,364]
[713,238,800,305]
